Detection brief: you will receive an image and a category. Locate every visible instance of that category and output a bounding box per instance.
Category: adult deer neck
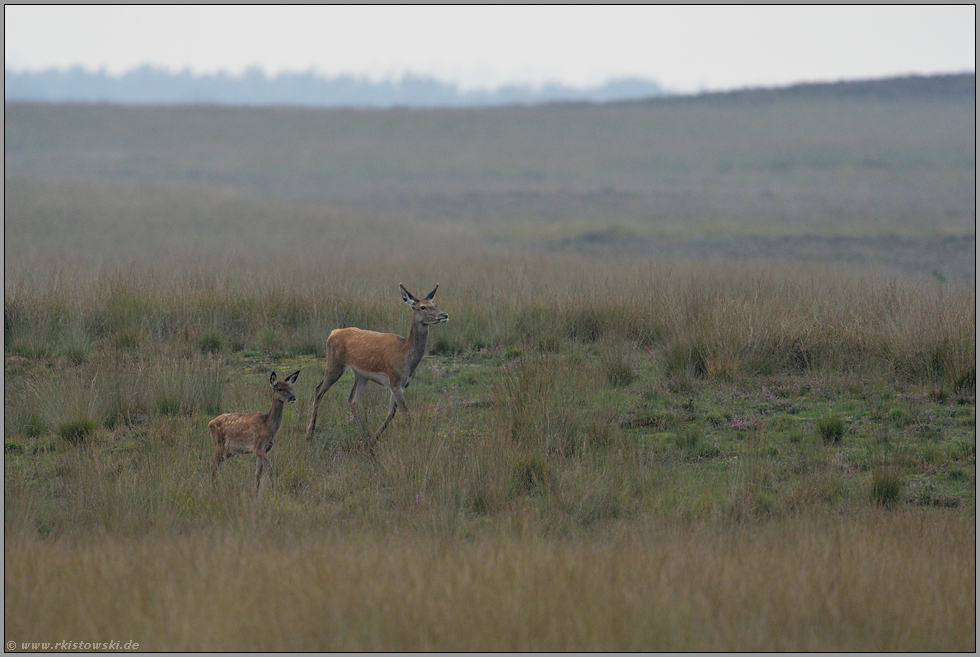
[406,314,430,372]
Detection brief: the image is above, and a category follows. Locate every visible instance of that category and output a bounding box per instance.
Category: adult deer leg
[374,385,410,443]
[348,373,370,441]
[306,363,345,440]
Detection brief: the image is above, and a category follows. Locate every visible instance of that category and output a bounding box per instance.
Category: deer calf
[306,283,448,450]
[210,370,300,492]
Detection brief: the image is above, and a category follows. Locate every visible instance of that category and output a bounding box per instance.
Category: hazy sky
[4,6,975,92]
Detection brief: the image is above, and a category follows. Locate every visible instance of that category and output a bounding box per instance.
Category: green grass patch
[198,331,224,355]
[870,468,904,507]
[817,415,845,444]
[56,417,96,445]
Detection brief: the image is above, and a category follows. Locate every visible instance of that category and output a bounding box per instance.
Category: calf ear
[400,283,417,306]
[269,371,278,387]
[285,370,300,385]
[424,284,439,301]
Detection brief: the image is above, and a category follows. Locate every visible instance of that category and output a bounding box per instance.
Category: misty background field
[4,74,976,650]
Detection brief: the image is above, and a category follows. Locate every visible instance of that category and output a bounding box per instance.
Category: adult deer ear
[269,371,278,387]
[424,285,438,301]
[285,370,300,385]
[400,283,417,306]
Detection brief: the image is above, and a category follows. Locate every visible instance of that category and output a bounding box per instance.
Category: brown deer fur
[210,370,300,492]
[306,283,448,449]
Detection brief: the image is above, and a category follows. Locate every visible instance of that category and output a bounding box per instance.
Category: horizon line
[4,65,975,96]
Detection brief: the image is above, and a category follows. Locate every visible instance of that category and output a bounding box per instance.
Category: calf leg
[255,449,274,493]
[210,450,225,486]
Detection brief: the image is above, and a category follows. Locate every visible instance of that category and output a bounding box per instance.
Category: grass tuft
[675,425,720,461]
[603,349,636,388]
[869,468,903,507]
[57,417,96,445]
[21,414,48,438]
[5,439,26,454]
[198,331,224,354]
[954,366,976,393]
[817,415,845,444]
[510,454,551,497]
[664,341,707,379]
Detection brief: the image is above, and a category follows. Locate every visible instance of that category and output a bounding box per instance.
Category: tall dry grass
[5,253,973,541]
[6,256,974,387]
[4,512,973,651]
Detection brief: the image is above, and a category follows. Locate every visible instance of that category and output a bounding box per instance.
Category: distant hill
[622,72,975,106]
[3,65,667,108]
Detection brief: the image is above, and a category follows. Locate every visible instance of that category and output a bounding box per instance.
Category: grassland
[5,77,976,237]
[3,77,976,651]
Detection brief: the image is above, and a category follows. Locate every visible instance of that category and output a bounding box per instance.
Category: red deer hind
[306,283,448,450]
[210,370,300,492]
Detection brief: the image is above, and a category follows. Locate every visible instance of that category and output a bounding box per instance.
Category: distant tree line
[3,65,667,107]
